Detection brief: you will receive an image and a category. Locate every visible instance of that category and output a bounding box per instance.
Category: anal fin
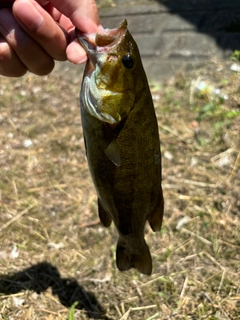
[148,191,164,232]
[98,198,112,227]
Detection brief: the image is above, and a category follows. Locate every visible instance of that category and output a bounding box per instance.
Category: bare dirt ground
[0,58,239,319]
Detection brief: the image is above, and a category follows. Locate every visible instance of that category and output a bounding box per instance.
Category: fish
[76,19,164,275]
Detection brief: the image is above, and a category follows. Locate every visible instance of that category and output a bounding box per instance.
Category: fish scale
[77,19,164,275]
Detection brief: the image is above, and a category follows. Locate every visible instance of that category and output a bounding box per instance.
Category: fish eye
[122,53,134,69]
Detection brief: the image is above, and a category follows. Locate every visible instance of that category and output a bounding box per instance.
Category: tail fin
[116,238,152,275]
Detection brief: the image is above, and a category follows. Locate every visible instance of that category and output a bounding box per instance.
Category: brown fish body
[77,20,164,275]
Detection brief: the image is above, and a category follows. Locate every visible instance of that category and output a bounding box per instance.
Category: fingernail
[76,56,87,64]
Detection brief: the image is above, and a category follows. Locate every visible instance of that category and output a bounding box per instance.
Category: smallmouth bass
[76,20,164,275]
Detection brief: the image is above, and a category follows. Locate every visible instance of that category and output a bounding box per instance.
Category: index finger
[48,0,101,33]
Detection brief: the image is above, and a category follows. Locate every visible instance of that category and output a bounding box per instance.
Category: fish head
[77,20,143,124]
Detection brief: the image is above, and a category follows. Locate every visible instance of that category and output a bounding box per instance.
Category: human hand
[0,0,102,77]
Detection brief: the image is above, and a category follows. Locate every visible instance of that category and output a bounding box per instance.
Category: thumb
[48,0,101,33]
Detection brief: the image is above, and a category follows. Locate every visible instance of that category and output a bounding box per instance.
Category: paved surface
[55,0,240,82]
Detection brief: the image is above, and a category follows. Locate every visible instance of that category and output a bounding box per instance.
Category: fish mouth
[76,19,128,55]
[77,20,128,124]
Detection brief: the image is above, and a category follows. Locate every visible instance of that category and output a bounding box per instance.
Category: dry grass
[0,60,239,319]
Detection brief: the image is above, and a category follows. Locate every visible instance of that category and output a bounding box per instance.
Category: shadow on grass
[0,261,109,319]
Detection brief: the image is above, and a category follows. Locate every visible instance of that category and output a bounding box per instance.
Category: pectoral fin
[95,122,122,167]
[98,198,112,227]
[104,140,121,166]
